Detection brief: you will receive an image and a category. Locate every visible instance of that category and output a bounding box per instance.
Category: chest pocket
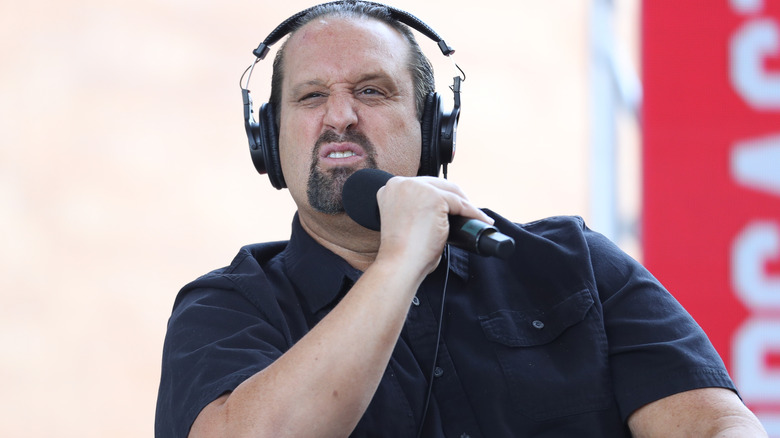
[479,288,612,421]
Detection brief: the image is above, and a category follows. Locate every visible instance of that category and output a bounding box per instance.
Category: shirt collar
[283,214,362,314]
[283,213,470,314]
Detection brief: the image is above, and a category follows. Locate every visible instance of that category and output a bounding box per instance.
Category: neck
[298,209,381,272]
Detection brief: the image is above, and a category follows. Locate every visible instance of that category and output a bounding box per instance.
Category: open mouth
[319,143,365,166]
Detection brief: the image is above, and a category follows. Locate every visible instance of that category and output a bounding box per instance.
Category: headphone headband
[251,1,454,60]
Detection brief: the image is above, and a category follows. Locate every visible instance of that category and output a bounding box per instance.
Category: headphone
[240,1,463,189]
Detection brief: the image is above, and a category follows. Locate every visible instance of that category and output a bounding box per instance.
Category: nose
[322,93,358,134]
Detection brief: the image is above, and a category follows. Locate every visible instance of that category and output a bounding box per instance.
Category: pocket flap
[479,289,594,347]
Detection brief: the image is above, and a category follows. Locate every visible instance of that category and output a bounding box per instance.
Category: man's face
[277,16,422,216]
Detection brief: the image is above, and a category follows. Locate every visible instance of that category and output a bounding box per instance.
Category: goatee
[307,130,377,214]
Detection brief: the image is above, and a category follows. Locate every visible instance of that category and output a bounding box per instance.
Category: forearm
[189,256,427,438]
[628,388,767,438]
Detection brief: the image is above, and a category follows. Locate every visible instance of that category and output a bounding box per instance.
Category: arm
[627,387,767,437]
[188,177,491,438]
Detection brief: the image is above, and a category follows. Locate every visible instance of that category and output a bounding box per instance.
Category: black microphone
[342,169,515,259]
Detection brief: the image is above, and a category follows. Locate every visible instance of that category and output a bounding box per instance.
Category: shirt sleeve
[584,226,737,420]
[154,277,288,438]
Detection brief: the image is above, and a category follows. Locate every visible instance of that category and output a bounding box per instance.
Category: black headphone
[240,1,463,189]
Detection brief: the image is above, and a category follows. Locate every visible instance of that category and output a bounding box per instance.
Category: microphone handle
[448,216,515,259]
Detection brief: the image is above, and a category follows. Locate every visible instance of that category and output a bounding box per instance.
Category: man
[156,2,768,437]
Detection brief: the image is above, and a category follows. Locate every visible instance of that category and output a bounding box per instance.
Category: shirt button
[412,296,420,306]
[532,320,545,329]
[433,367,444,378]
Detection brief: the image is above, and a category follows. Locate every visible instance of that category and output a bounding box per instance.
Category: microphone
[342,169,515,259]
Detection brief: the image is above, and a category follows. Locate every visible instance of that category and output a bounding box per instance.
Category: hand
[374,176,493,276]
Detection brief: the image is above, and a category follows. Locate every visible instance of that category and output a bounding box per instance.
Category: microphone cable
[416,244,451,438]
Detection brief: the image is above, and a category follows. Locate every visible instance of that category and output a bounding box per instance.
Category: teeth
[328,151,356,158]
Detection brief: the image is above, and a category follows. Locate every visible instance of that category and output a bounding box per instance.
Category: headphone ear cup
[258,103,286,189]
[419,92,442,177]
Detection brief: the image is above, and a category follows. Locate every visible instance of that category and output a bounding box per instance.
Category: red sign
[642,0,780,434]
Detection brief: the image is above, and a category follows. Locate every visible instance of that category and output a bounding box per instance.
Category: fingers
[382,176,492,224]
[372,176,489,275]
[374,176,491,251]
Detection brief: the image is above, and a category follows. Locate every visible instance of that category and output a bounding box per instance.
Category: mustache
[313,130,376,157]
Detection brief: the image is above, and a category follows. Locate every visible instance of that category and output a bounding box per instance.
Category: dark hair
[268,1,435,125]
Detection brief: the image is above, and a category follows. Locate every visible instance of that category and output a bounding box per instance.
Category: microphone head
[342,168,394,231]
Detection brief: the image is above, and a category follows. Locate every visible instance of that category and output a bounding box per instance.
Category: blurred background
[2,0,778,436]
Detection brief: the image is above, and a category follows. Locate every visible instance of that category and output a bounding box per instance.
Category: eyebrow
[289,80,326,98]
[288,72,398,96]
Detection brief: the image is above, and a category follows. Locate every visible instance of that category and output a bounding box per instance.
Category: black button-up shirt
[156,211,736,437]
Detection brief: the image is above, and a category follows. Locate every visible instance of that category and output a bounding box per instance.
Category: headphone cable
[416,244,451,438]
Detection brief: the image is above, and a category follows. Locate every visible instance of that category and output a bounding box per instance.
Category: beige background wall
[0,1,639,436]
